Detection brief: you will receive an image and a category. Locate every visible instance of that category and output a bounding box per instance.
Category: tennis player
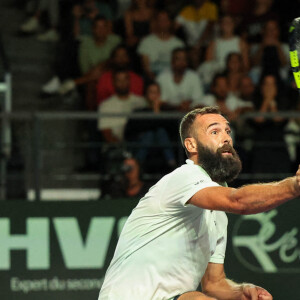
[98,106,300,300]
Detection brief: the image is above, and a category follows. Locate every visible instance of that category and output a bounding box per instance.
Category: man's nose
[223,134,232,144]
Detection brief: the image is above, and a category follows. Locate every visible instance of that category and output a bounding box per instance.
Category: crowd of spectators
[18,0,300,185]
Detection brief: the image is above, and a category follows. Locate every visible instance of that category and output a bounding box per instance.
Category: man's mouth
[221,150,232,156]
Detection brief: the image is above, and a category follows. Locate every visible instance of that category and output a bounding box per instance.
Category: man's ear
[184,138,197,155]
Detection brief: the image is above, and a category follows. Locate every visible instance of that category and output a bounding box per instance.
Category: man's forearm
[231,176,299,214]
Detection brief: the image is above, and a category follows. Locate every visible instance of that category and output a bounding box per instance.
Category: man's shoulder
[99,95,119,108]
[184,69,200,79]
[107,33,122,43]
[169,35,185,45]
[129,94,145,101]
[139,34,157,45]
[156,69,172,81]
[80,35,94,45]
[170,161,212,182]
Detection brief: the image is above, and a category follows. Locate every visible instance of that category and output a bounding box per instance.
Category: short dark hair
[179,106,221,157]
[211,73,226,88]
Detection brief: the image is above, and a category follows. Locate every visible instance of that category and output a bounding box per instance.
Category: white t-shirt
[214,36,241,70]
[156,69,204,107]
[98,94,147,140]
[201,93,253,111]
[98,159,228,300]
[137,34,185,75]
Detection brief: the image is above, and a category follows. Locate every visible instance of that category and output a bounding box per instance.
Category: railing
[0,111,299,201]
[0,31,12,201]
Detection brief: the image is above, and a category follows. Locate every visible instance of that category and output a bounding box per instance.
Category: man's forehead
[195,114,229,129]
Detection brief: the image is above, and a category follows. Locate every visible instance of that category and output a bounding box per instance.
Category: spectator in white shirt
[98,69,147,143]
[156,47,204,112]
[137,10,185,81]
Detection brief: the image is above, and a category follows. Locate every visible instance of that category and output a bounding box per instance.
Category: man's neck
[156,32,171,40]
[173,71,185,83]
[95,36,107,46]
[117,93,130,99]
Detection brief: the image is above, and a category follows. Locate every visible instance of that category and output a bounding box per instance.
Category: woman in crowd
[250,74,291,177]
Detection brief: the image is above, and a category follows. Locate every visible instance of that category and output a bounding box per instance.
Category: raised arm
[188,165,300,214]
[201,263,272,300]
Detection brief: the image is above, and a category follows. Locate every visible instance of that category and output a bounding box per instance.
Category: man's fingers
[258,295,272,300]
[243,286,258,300]
[257,287,273,299]
[249,287,258,300]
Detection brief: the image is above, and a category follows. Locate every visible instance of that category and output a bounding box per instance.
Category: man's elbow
[228,193,250,215]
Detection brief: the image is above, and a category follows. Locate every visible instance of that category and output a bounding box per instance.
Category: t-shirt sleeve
[137,38,150,56]
[209,212,227,263]
[159,165,219,214]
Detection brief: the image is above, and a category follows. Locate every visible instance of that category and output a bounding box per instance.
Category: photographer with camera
[100,152,151,200]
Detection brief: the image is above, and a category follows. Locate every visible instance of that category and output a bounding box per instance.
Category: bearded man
[98,106,300,300]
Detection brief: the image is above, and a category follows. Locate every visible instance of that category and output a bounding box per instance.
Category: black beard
[116,88,130,96]
[197,141,242,183]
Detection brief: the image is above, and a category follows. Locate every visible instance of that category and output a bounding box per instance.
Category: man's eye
[227,130,232,135]
[211,131,217,135]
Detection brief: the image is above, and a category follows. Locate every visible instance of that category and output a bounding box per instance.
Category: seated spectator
[249,19,289,84]
[238,0,278,44]
[98,69,147,143]
[124,0,155,48]
[125,82,177,171]
[206,15,249,70]
[222,52,248,96]
[156,47,204,111]
[198,15,249,89]
[239,75,256,103]
[96,45,144,106]
[54,45,144,110]
[19,0,60,42]
[73,0,113,39]
[201,74,253,122]
[137,10,185,81]
[175,0,218,48]
[250,74,291,176]
[79,16,121,74]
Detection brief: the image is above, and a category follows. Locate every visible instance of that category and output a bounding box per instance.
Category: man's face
[213,77,228,100]
[113,72,130,96]
[157,12,171,32]
[172,51,188,73]
[220,16,235,35]
[191,114,241,182]
[240,77,254,98]
[113,48,130,68]
[264,20,279,39]
[227,54,242,72]
[93,20,108,41]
